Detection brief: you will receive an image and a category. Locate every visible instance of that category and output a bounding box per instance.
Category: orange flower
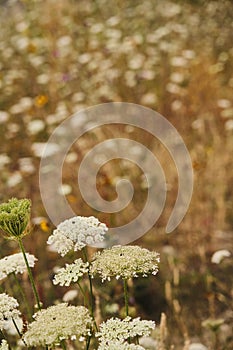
[35,95,48,107]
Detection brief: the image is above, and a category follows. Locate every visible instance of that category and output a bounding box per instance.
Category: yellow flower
[35,95,48,107]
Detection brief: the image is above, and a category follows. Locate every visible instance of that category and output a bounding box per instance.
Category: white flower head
[23,303,92,347]
[53,259,89,286]
[0,293,21,330]
[47,216,108,256]
[0,253,37,281]
[98,341,145,350]
[90,245,160,281]
[0,340,9,350]
[97,317,155,346]
[211,250,231,264]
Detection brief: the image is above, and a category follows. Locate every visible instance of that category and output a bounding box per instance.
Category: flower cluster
[0,198,31,239]
[47,216,108,256]
[0,293,21,330]
[53,259,89,286]
[98,342,145,350]
[23,303,92,346]
[96,317,155,347]
[0,340,9,350]
[90,245,160,281]
[0,253,37,281]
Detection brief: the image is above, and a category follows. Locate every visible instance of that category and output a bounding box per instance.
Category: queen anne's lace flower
[53,259,89,286]
[90,245,159,281]
[0,340,9,350]
[23,303,92,347]
[0,198,31,239]
[47,216,108,256]
[0,253,37,281]
[96,317,155,346]
[98,341,145,350]
[0,293,21,330]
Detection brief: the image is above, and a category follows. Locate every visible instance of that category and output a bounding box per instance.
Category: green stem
[12,318,27,346]
[123,279,129,317]
[82,248,98,331]
[18,238,41,311]
[77,281,88,307]
[86,335,91,350]
[12,273,32,319]
[60,339,67,350]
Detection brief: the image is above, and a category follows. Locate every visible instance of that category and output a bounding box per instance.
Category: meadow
[0,0,232,349]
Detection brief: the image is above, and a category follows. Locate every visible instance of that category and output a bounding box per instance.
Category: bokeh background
[0,0,232,349]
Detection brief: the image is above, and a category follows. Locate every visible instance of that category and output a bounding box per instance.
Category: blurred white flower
[27,119,45,135]
[62,290,78,302]
[211,250,231,264]
[19,158,35,174]
[0,154,10,169]
[217,99,231,109]
[189,344,208,350]
[225,120,233,131]
[36,74,50,84]
[170,56,187,67]
[7,172,22,187]
[57,184,72,196]
[0,111,9,124]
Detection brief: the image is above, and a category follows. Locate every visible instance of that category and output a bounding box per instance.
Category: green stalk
[77,281,89,308]
[12,273,32,319]
[123,279,129,317]
[82,248,98,331]
[17,238,41,311]
[60,339,67,350]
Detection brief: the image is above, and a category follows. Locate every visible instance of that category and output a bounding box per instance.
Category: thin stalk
[12,318,27,346]
[86,335,91,350]
[77,281,89,308]
[82,248,98,331]
[17,238,41,311]
[60,339,67,350]
[123,279,129,317]
[12,273,32,319]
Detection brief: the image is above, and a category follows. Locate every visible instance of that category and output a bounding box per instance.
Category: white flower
[97,317,155,346]
[0,340,9,350]
[90,245,159,281]
[0,253,37,281]
[0,293,21,330]
[211,250,231,264]
[189,343,208,350]
[47,216,108,256]
[3,317,23,335]
[139,336,158,349]
[98,341,145,350]
[23,303,92,347]
[53,259,89,286]
[62,290,78,302]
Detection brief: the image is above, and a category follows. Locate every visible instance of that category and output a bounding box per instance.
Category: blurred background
[0,0,232,348]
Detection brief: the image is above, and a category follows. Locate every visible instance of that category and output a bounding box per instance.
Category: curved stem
[17,238,41,311]
[123,279,129,317]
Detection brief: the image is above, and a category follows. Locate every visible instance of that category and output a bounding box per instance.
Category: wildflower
[0,198,31,239]
[98,341,145,350]
[90,245,159,281]
[0,253,37,281]
[34,95,48,107]
[211,249,231,264]
[47,216,108,256]
[0,293,21,330]
[23,303,92,347]
[53,259,89,286]
[97,317,155,346]
[62,290,78,302]
[0,340,9,350]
